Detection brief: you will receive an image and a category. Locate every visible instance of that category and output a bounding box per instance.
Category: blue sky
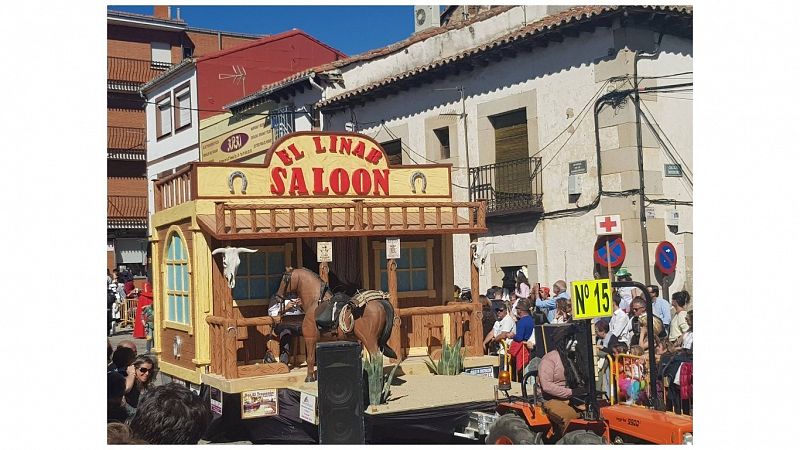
[108,5,420,57]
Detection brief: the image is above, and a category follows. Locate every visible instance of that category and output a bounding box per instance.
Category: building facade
[230,5,693,297]
[107,6,262,276]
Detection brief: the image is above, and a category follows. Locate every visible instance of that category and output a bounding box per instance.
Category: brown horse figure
[272,267,396,382]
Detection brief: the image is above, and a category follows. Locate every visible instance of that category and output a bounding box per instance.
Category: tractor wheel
[485,414,542,445]
[555,430,607,445]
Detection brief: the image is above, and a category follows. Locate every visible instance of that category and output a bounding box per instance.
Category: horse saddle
[315,290,390,333]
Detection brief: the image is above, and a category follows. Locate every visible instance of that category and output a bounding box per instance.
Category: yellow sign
[194,132,452,199]
[570,279,613,320]
[200,113,274,163]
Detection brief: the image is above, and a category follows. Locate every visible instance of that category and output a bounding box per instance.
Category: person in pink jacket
[537,325,589,435]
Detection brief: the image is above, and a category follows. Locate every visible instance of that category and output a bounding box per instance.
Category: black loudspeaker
[533,323,592,361]
[316,341,365,444]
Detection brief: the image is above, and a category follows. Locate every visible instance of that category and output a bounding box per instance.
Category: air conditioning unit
[666,210,680,227]
[568,175,582,195]
[414,5,439,33]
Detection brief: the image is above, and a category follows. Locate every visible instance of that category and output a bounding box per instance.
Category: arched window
[165,233,190,325]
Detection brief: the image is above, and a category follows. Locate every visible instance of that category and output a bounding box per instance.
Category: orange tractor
[480,281,693,445]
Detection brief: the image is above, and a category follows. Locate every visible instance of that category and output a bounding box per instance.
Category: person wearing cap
[615,268,642,314]
[497,299,535,378]
[483,303,516,358]
[538,325,590,436]
[536,280,570,323]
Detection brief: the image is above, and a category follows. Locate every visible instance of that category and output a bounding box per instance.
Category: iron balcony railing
[468,156,543,215]
[107,56,173,88]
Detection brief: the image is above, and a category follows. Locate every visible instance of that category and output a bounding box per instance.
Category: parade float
[149,131,511,443]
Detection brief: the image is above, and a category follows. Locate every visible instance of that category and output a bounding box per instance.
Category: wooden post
[212,244,237,379]
[387,259,402,361]
[469,233,483,356]
[319,261,329,283]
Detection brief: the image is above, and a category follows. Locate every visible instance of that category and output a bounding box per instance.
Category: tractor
[480,281,693,445]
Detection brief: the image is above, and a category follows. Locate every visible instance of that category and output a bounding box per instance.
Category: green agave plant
[425,337,464,375]
[363,351,402,406]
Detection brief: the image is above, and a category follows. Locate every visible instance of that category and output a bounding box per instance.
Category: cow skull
[211,246,258,288]
[470,240,492,276]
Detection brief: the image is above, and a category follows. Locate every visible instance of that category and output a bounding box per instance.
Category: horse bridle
[271,269,294,315]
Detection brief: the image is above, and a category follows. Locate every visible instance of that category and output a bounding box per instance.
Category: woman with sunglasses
[125,355,158,408]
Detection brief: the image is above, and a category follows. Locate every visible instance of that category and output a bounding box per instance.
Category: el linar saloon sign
[193,132,452,199]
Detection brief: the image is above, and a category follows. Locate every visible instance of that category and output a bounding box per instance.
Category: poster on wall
[317,241,333,262]
[386,238,401,259]
[241,388,278,419]
[210,387,223,415]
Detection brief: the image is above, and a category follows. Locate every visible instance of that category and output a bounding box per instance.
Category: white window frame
[156,93,172,139]
[174,83,192,132]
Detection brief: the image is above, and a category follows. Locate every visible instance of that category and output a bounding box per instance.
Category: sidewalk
[109,326,148,355]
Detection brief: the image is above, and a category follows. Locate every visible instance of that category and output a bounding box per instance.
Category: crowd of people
[470,267,693,433]
[107,268,154,352]
[107,339,211,444]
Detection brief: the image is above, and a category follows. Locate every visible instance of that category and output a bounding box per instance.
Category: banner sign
[201,113,274,163]
[194,132,452,199]
[210,387,223,415]
[241,388,278,419]
[299,392,318,424]
[570,279,613,320]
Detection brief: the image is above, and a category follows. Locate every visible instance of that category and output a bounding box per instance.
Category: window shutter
[491,109,530,197]
[158,101,172,135]
[178,92,191,127]
[493,109,528,163]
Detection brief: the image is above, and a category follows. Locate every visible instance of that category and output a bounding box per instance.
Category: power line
[108,93,309,117]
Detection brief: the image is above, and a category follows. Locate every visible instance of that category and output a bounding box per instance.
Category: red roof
[196,29,347,63]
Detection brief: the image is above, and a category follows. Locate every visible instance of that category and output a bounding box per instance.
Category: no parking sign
[655,241,677,275]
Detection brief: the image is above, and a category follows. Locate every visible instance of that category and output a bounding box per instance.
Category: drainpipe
[632,32,663,286]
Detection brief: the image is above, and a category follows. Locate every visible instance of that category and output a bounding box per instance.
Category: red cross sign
[595,214,622,236]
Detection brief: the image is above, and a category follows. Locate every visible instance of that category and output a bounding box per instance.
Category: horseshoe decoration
[410,171,427,194]
[228,170,248,194]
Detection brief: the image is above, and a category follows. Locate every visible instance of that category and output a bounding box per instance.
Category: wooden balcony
[198,201,487,240]
[153,165,193,212]
[468,156,544,216]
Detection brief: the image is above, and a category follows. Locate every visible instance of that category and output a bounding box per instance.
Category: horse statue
[272,267,397,382]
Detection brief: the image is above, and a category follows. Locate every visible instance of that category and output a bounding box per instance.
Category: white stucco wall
[143,66,200,220]
[320,12,692,295]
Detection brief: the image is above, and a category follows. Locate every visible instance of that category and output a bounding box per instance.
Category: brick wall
[108,25,184,63]
[186,30,260,58]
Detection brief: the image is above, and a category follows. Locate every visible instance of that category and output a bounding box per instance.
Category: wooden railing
[396,302,483,359]
[206,315,284,379]
[212,200,487,238]
[154,166,193,212]
[205,302,484,380]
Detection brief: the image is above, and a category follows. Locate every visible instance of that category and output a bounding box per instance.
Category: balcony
[468,156,543,217]
[107,56,173,91]
[108,126,146,161]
